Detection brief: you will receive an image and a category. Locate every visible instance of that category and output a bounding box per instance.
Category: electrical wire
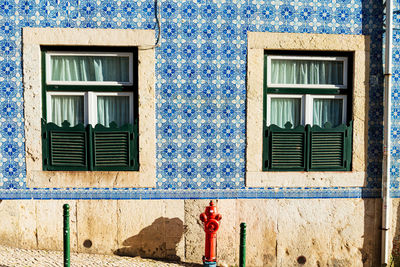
[154,0,161,46]
[139,0,161,50]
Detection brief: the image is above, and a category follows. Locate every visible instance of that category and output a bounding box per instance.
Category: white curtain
[51,56,129,82]
[270,98,301,127]
[51,95,84,126]
[97,96,130,127]
[271,59,343,85]
[313,99,343,127]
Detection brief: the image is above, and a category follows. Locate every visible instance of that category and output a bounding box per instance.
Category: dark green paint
[92,122,138,171]
[42,121,138,171]
[63,204,70,267]
[263,123,307,171]
[40,46,139,171]
[42,120,88,171]
[239,222,246,267]
[263,122,352,171]
[40,46,138,125]
[308,121,353,171]
[266,88,347,95]
[262,52,353,172]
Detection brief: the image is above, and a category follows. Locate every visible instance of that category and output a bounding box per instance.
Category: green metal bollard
[63,204,70,267]
[239,222,246,267]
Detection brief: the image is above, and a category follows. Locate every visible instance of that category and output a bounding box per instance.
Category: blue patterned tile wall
[391,0,400,197]
[0,0,390,199]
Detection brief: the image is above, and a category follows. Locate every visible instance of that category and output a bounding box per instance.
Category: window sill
[23,27,156,188]
[246,171,366,187]
[27,170,155,188]
[246,32,369,188]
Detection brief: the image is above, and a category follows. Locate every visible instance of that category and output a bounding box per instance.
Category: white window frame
[305,94,347,126]
[266,94,305,126]
[88,91,134,126]
[266,55,348,89]
[46,91,88,125]
[45,51,134,86]
[47,91,134,126]
[267,94,347,127]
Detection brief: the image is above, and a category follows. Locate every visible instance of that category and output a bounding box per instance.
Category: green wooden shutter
[266,123,306,171]
[263,122,352,172]
[92,122,137,171]
[42,120,88,171]
[308,121,352,171]
[262,125,270,171]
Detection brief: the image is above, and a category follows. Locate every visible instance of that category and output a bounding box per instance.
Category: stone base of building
[0,199,383,266]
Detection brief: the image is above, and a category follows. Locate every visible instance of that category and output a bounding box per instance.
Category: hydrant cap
[209,200,215,206]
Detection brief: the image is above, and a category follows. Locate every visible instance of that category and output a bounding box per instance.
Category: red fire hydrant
[200,200,222,267]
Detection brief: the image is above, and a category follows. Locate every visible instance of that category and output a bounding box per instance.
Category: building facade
[0,0,397,266]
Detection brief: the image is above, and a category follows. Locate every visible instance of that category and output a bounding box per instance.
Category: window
[41,47,138,171]
[246,32,368,187]
[23,28,156,188]
[263,53,353,171]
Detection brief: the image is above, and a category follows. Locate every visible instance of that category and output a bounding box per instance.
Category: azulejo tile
[0,0,390,198]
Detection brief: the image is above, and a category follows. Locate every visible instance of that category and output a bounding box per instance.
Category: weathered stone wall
[390,199,400,262]
[0,199,381,266]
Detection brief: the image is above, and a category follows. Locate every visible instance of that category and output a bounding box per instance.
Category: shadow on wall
[115,217,184,261]
[360,199,382,267]
[391,201,400,266]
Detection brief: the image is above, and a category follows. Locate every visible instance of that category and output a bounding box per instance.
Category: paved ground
[0,245,202,267]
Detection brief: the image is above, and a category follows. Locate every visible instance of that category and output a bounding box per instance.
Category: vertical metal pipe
[239,222,246,267]
[383,0,393,264]
[63,204,70,267]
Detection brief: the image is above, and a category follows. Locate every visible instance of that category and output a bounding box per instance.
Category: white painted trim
[90,92,134,126]
[305,94,347,125]
[87,91,95,126]
[266,55,348,89]
[46,91,88,125]
[267,94,347,127]
[266,94,305,126]
[45,51,133,86]
[47,91,133,126]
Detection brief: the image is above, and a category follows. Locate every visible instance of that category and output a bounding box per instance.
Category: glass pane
[97,96,130,127]
[270,59,344,85]
[270,98,301,128]
[50,55,130,83]
[313,99,343,127]
[51,95,84,126]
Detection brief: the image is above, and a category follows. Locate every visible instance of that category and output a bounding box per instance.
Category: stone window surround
[246,32,370,187]
[23,28,156,188]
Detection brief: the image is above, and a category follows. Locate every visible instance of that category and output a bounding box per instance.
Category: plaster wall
[388,199,400,262]
[0,199,381,266]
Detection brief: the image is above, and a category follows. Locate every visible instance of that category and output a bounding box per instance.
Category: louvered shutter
[42,120,88,171]
[91,123,137,171]
[265,124,306,171]
[308,121,352,171]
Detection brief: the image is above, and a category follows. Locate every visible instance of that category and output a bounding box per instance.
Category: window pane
[97,96,130,127]
[270,98,301,127]
[50,55,130,83]
[51,95,84,126]
[271,59,344,85]
[313,99,343,127]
